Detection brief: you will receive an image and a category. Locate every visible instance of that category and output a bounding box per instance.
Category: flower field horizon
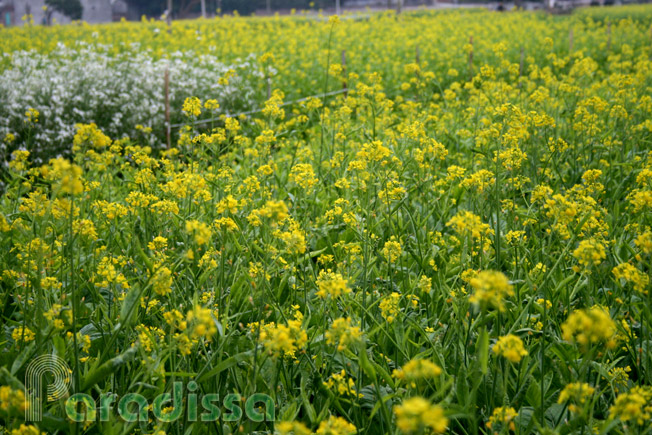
[1,5,652,435]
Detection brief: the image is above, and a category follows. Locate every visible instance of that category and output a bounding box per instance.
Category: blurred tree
[45,0,83,22]
[121,0,338,18]
[125,0,165,17]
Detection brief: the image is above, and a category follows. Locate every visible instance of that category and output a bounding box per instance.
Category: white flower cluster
[0,43,262,163]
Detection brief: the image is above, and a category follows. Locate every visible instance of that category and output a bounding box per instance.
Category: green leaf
[300,375,316,424]
[119,285,141,328]
[82,346,136,391]
[0,367,24,390]
[197,350,253,383]
[477,327,489,375]
[11,342,35,375]
[358,347,377,383]
[526,378,541,408]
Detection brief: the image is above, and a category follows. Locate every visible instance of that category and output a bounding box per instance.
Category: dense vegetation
[1,5,652,435]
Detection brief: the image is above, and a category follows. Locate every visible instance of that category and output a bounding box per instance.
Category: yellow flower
[394,397,448,434]
[187,305,218,341]
[493,334,528,363]
[634,230,652,255]
[460,169,495,193]
[95,256,130,289]
[561,306,618,352]
[573,238,606,268]
[558,382,595,414]
[9,150,29,172]
[323,370,362,398]
[163,309,187,330]
[609,386,652,426]
[325,317,362,352]
[0,386,27,414]
[10,424,41,435]
[4,132,16,144]
[216,195,240,214]
[12,326,35,343]
[315,270,350,299]
[43,158,84,195]
[152,266,173,296]
[25,107,39,123]
[93,200,129,220]
[315,416,356,435]
[446,210,494,240]
[393,359,442,387]
[135,324,165,352]
[262,89,285,120]
[486,406,518,432]
[276,421,311,435]
[258,313,307,359]
[275,219,307,255]
[73,123,111,153]
[289,163,318,192]
[468,270,513,311]
[381,238,402,263]
[379,292,401,323]
[204,99,220,110]
[504,230,526,245]
[417,275,432,294]
[148,236,168,251]
[213,217,238,232]
[613,263,649,294]
[185,220,212,246]
[182,97,202,117]
[73,219,98,240]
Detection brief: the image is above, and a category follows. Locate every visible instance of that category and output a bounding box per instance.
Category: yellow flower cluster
[558,382,595,414]
[258,311,307,359]
[73,123,111,153]
[492,334,528,363]
[325,317,362,352]
[381,238,402,263]
[468,270,513,311]
[0,386,27,415]
[315,416,356,435]
[315,270,350,299]
[393,359,442,387]
[11,326,35,343]
[612,263,649,294]
[323,370,362,398]
[182,97,202,117]
[42,158,84,195]
[486,406,518,432]
[394,397,448,434]
[561,306,618,352]
[573,238,607,269]
[186,305,218,341]
[379,292,401,323]
[609,386,652,426]
[446,210,494,240]
[185,219,212,245]
[289,163,318,192]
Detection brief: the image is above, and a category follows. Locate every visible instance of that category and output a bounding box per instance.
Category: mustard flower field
[1,5,652,435]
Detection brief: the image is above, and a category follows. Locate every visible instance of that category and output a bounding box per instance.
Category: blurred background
[2,0,650,26]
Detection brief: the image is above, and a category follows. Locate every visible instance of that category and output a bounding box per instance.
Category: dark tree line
[45,0,83,21]
[125,0,347,17]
